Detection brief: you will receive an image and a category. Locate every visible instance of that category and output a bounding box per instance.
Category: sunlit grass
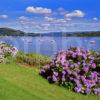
[0,62,100,100]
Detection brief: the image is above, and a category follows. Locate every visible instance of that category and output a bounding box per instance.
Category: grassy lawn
[0,62,100,100]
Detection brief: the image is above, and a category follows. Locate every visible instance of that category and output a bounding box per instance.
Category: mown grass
[0,61,100,100]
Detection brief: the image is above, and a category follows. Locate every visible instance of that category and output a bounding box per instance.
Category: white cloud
[18,16,30,23]
[1,9,100,33]
[56,19,67,23]
[0,15,8,19]
[45,17,67,23]
[93,17,98,21]
[44,17,54,21]
[26,6,52,14]
[65,10,85,18]
[57,8,68,15]
[2,18,100,33]
[66,18,72,21]
[19,16,28,20]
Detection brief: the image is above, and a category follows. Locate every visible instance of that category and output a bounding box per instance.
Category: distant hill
[33,31,100,37]
[0,27,100,37]
[0,28,39,36]
[64,31,100,37]
[0,28,25,36]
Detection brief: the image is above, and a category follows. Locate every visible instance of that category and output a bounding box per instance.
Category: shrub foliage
[40,47,100,96]
[0,43,18,63]
[16,52,50,67]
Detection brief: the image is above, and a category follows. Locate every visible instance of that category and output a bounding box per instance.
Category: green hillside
[0,62,99,100]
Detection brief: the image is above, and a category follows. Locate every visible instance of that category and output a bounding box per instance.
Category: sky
[0,0,100,33]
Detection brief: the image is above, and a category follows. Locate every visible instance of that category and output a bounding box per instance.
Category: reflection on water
[0,36,100,56]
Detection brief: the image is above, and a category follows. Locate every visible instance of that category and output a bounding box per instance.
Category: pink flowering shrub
[0,43,18,63]
[40,47,100,96]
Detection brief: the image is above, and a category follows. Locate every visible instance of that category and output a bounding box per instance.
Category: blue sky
[0,0,100,32]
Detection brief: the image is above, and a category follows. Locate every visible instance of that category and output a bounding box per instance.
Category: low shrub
[0,43,18,63]
[16,52,51,67]
[40,47,100,96]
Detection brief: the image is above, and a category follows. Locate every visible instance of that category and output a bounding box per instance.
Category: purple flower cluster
[40,47,100,96]
[94,88,100,96]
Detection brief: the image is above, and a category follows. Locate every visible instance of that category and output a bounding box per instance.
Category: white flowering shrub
[0,43,18,63]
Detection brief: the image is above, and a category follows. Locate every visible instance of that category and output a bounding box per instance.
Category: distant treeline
[64,31,100,37]
[0,28,40,36]
[0,27,100,37]
[0,28,25,36]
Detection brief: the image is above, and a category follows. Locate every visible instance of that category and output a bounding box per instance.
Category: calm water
[0,36,100,57]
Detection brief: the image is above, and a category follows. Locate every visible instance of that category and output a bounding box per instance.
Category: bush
[0,43,18,63]
[16,52,51,67]
[40,47,100,96]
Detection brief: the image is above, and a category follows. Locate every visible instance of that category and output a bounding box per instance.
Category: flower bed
[40,47,100,96]
[0,43,18,63]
